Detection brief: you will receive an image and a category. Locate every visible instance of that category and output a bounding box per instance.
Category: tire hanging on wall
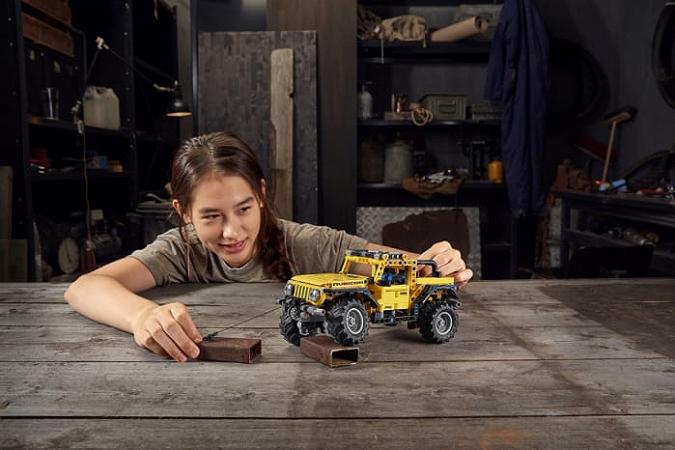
[547,38,609,126]
[652,2,675,108]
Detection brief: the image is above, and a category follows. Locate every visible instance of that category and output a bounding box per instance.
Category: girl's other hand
[132,302,202,362]
[417,241,473,287]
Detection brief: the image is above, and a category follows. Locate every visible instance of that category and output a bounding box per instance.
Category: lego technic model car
[278,249,460,346]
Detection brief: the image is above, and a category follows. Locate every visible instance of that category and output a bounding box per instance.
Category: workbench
[559,191,675,276]
[1,279,674,448]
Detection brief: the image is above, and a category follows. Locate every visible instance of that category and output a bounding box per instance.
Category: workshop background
[1,0,674,282]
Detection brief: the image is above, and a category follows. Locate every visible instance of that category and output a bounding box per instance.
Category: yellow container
[488,158,504,183]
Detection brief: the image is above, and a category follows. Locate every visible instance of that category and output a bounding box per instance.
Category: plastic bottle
[384,134,412,183]
[358,82,373,120]
[358,136,385,182]
[83,86,121,130]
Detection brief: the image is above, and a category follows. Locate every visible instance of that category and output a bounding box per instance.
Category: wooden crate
[22,0,71,25]
[21,12,74,57]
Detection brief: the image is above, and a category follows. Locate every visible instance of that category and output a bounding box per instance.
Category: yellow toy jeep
[278,249,460,346]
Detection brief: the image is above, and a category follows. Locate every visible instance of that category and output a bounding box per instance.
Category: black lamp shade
[166,83,191,117]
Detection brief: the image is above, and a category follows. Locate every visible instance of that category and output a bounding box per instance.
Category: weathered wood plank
[237,300,616,329]
[1,279,673,447]
[9,280,670,330]
[2,416,674,449]
[198,31,318,224]
[0,322,665,363]
[2,301,604,331]
[540,283,675,359]
[0,282,285,305]
[269,48,294,220]
[467,278,675,304]
[1,359,674,418]
[0,304,282,329]
[268,0,357,232]
[2,279,672,305]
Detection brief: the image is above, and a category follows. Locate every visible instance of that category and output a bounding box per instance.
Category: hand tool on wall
[574,134,614,179]
[600,106,637,187]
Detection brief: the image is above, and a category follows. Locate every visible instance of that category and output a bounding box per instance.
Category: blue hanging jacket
[485,0,549,216]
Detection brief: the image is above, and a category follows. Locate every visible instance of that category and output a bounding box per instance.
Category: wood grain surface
[1,279,673,448]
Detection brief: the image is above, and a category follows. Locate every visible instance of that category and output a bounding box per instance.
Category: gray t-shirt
[130,219,368,285]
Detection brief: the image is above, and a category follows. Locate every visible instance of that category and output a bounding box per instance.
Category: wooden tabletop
[1,279,674,448]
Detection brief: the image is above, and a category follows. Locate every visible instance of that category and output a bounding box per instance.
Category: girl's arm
[65,257,157,332]
[64,257,202,361]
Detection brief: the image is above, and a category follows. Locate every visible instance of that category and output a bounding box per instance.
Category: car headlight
[309,288,321,301]
[284,282,294,296]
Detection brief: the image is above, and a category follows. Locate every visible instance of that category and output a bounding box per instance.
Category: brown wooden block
[300,335,358,368]
[21,13,74,57]
[197,337,261,364]
[22,0,72,25]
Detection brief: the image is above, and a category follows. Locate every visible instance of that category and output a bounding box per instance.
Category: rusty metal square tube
[197,337,262,363]
[300,335,358,368]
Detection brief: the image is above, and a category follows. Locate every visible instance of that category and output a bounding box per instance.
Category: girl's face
[183,173,263,268]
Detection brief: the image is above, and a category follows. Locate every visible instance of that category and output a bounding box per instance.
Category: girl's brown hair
[171,131,293,281]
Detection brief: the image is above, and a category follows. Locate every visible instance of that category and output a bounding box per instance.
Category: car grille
[293,284,310,300]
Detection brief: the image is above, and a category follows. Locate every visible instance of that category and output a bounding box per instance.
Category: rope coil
[411,105,433,126]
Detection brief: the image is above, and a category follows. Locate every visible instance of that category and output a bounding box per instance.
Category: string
[203,305,282,341]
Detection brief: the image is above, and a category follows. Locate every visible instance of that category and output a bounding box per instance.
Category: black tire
[327,298,369,345]
[419,301,458,344]
[280,299,305,346]
[652,3,675,108]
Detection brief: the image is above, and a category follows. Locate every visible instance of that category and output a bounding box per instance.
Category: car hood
[291,273,369,289]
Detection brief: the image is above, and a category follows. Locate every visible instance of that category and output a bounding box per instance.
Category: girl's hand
[132,302,202,362]
[417,241,473,287]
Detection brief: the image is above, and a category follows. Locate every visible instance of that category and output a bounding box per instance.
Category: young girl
[65,132,473,361]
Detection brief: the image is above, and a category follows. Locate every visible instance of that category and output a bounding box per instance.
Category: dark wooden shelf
[31,171,132,182]
[358,180,504,190]
[483,240,512,252]
[20,2,80,33]
[360,0,502,6]
[652,250,675,274]
[559,191,675,217]
[357,180,507,208]
[7,0,180,280]
[565,229,631,248]
[359,119,500,127]
[564,229,675,274]
[27,116,134,139]
[358,40,492,63]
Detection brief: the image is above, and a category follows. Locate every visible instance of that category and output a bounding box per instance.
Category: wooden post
[270,48,294,220]
[601,120,618,184]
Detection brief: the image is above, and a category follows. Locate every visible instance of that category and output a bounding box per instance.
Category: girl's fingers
[147,323,189,362]
[145,338,170,358]
[170,303,202,343]
[135,329,169,358]
[454,268,474,287]
[158,313,200,360]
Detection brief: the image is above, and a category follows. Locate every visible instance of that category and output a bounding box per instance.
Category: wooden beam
[269,48,294,220]
[267,0,357,232]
